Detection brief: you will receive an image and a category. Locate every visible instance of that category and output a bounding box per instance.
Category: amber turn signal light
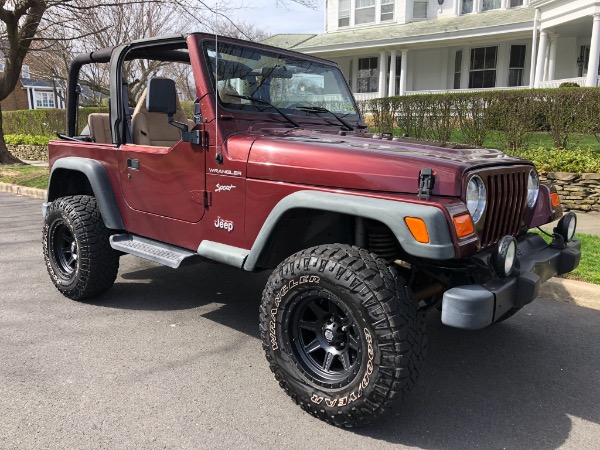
[404,217,430,243]
[453,213,475,238]
[550,192,561,207]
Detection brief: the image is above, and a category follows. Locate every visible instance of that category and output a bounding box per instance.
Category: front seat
[131,85,193,147]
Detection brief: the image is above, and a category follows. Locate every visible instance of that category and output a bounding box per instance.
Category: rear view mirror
[146,78,177,114]
[260,65,293,79]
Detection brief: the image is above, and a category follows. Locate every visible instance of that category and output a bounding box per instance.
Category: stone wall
[8,144,48,162]
[541,172,600,212]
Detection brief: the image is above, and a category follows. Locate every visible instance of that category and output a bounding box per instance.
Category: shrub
[180,100,195,119]
[541,88,589,149]
[2,107,107,136]
[453,93,493,146]
[364,88,600,151]
[506,147,600,173]
[559,82,581,88]
[370,97,395,134]
[486,91,537,150]
[4,134,51,146]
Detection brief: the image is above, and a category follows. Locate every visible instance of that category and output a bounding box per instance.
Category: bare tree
[0,0,317,164]
[212,19,269,42]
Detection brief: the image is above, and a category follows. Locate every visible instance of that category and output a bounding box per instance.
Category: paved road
[1,192,599,450]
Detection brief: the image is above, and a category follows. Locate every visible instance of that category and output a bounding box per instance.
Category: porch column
[400,49,408,96]
[388,50,397,97]
[351,57,358,92]
[529,8,540,88]
[534,30,548,87]
[547,36,558,81]
[474,0,482,13]
[378,51,387,97]
[501,0,508,9]
[461,46,470,88]
[587,14,600,87]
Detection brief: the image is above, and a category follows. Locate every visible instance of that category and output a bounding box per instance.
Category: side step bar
[110,234,196,269]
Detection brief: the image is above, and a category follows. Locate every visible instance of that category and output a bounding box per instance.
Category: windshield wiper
[296,106,354,131]
[226,94,300,128]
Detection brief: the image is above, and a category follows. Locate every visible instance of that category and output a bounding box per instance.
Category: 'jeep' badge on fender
[214,217,234,232]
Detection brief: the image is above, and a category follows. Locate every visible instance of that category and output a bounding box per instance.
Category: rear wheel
[43,195,119,300]
[260,244,426,427]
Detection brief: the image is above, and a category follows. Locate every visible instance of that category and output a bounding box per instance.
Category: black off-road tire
[259,244,426,427]
[43,195,119,300]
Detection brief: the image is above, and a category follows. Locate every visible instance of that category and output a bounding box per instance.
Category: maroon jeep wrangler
[43,33,581,427]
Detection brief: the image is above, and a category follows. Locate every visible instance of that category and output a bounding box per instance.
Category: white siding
[397,0,409,24]
[336,57,353,81]
[554,37,578,80]
[412,48,445,90]
[327,0,339,32]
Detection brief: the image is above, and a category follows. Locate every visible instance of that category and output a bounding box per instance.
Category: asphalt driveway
[1,192,599,449]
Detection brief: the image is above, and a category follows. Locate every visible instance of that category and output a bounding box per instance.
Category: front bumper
[441,233,581,330]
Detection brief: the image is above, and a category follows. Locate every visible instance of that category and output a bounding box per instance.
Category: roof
[20,78,59,89]
[261,34,317,49]
[19,77,106,99]
[268,8,536,53]
[79,84,108,100]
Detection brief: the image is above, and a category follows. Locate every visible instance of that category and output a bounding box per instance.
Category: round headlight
[493,236,518,278]
[466,175,486,224]
[556,212,577,242]
[527,170,540,208]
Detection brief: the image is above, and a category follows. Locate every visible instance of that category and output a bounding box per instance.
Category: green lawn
[0,165,48,189]
[532,231,599,285]
[565,234,600,285]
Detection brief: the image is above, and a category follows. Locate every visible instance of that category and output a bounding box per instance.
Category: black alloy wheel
[287,290,362,388]
[48,220,79,279]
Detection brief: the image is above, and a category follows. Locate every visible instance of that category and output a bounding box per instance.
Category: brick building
[0,62,65,112]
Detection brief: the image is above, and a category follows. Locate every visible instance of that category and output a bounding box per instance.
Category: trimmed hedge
[360,88,600,150]
[2,107,108,136]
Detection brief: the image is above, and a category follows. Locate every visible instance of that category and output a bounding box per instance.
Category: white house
[263,0,600,100]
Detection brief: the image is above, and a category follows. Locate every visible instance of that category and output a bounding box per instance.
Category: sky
[228,1,325,35]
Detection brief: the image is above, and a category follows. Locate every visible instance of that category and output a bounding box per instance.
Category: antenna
[214,3,223,164]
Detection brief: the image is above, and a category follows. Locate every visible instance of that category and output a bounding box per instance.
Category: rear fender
[46,157,124,230]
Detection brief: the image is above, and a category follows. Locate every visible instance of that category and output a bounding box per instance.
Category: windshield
[204,41,359,120]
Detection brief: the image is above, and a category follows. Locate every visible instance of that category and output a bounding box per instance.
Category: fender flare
[242,190,456,271]
[47,157,124,230]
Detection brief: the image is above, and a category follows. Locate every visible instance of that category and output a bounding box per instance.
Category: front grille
[480,170,529,248]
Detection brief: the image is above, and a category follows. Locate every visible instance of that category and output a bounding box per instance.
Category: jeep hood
[245,131,530,197]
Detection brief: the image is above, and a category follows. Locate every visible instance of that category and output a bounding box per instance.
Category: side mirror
[146,78,177,114]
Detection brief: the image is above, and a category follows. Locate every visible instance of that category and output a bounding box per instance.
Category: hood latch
[418,168,435,199]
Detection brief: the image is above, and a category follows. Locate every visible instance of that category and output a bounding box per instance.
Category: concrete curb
[0,182,47,200]
[539,277,600,311]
